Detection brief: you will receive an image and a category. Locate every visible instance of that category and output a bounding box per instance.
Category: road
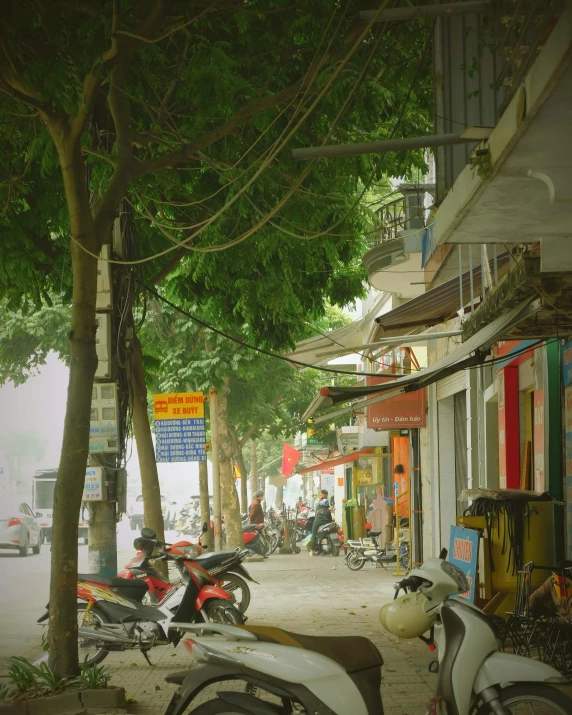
[0,516,176,662]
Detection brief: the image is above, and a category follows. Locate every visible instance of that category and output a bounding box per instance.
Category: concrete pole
[209,388,223,551]
[87,498,117,577]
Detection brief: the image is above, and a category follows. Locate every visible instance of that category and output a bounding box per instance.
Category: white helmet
[379,592,435,639]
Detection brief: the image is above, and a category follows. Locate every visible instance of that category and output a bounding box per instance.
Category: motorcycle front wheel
[205,599,245,625]
[190,700,251,714]
[346,551,365,571]
[476,683,572,715]
[76,603,110,666]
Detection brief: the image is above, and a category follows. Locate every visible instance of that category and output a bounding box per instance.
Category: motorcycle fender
[195,585,232,610]
[229,564,259,584]
[164,663,243,715]
[473,652,567,693]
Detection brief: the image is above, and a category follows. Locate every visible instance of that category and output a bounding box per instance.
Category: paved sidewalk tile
[102,552,434,713]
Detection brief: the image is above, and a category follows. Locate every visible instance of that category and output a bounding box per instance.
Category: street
[0,516,160,662]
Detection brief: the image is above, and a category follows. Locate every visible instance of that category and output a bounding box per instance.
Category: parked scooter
[241,523,269,556]
[345,535,409,571]
[119,532,257,613]
[161,549,572,715]
[296,508,314,542]
[38,529,245,668]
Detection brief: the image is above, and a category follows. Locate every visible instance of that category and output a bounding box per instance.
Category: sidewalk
[106,552,435,714]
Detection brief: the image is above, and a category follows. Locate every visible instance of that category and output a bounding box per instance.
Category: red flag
[281,443,301,477]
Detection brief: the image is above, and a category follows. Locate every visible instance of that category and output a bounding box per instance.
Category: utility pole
[209,388,223,551]
[87,217,129,577]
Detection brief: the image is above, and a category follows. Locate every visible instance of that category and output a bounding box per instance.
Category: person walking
[310,489,332,554]
[248,490,265,524]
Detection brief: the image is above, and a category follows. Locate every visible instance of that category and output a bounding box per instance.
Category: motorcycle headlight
[179,545,200,559]
[441,560,469,593]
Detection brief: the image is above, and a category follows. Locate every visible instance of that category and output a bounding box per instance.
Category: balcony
[362,185,434,299]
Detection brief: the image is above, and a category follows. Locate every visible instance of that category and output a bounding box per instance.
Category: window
[102,407,115,421]
[101,386,114,400]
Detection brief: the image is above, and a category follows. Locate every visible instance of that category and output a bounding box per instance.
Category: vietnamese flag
[281,443,301,477]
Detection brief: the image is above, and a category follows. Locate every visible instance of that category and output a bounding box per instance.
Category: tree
[0,1,433,677]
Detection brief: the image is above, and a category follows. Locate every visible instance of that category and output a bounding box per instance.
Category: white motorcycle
[160,549,572,715]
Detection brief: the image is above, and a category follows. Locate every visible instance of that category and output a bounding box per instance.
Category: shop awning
[297,448,375,474]
[304,298,537,423]
[373,254,510,338]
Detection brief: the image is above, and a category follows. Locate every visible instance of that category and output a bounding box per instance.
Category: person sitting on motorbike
[310,489,333,554]
[248,490,265,524]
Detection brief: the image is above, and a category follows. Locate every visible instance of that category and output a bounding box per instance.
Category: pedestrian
[248,490,265,524]
[310,489,333,554]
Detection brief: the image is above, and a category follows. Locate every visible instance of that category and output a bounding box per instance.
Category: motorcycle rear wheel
[217,573,250,613]
[76,603,110,666]
[475,683,572,714]
[346,551,365,571]
[205,599,245,625]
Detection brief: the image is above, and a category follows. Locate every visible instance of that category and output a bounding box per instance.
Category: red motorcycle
[119,533,256,613]
[37,529,244,668]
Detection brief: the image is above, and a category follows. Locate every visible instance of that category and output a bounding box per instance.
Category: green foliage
[0,656,110,703]
[0,300,70,385]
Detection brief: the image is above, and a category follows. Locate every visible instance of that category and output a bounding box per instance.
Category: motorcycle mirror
[202,522,208,533]
[439,548,448,560]
[141,527,156,540]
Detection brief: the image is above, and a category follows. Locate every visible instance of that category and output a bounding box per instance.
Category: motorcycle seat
[194,551,238,569]
[78,574,149,595]
[238,626,383,674]
[241,524,259,532]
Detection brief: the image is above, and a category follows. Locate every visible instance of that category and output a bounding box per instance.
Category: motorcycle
[241,522,269,556]
[160,549,572,715]
[305,521,342,556]
[345,536,410,571]
[119,532,257,614]
[37,529,245,668]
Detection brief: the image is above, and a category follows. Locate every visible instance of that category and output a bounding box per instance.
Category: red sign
[366,376,426,429]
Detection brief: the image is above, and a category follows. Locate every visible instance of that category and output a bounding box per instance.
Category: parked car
[0,498,42,557]
[129,494,172,530]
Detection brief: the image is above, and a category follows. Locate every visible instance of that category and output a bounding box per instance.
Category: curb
[0,688,126,715]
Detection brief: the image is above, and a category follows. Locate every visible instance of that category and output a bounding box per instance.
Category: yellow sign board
[356,469,373,486]
[153,392,205,420]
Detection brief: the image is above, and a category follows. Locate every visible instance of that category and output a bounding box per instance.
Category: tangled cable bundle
[464,493,552,576]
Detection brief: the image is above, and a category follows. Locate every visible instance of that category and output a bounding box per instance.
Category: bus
[32,469,89,544]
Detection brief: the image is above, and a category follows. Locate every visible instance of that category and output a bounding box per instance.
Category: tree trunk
[198,459,211,550]
[48,140,99,680]
[128,337,165,545]
[217,389,243,550]
[229,426,248,513]
[275,485,284,509]
[250,439,258,497]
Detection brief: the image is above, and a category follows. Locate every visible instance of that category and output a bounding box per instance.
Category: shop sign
[562,341,572,559]
[357,469,373,486]
[366,376,426,430]
[153,392,206,463]
[449,526,479,602]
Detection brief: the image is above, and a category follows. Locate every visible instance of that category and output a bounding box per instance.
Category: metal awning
[304,298,537,423]
[297,448,375,474]
[374,254,510,338]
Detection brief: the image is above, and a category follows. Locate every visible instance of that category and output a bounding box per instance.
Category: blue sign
[155,418,207,463]
[449,526,479,602]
